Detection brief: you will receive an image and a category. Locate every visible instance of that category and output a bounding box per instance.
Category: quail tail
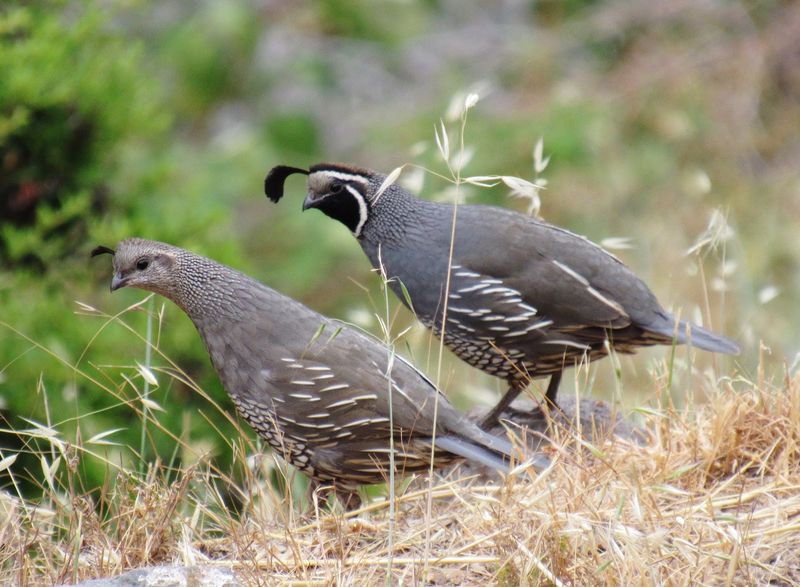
[649,319,740,355]
[433,430,551,474]
[432,436,512,473]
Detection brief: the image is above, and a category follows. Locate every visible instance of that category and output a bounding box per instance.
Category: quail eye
[330,182,343,194]
[136,258,150,271]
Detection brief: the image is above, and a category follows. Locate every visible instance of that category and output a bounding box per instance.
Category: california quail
[92,239,535,504]
[265,163,740,428]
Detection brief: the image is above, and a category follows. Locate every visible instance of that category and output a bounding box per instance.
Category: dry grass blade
[372,165,405,204]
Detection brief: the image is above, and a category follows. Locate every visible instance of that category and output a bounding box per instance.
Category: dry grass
[1,363,797,586]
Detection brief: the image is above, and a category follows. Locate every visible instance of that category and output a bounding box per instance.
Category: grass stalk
[139,296,154,477]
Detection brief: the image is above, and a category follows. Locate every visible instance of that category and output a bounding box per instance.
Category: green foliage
[265,112,320,157]
[315,0,426,43]
[0,3,167,267]
[161,0,262,114]
[0,2,248,497]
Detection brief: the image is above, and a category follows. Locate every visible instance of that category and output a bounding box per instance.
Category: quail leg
[543,371,562,406]
[481,372,563,429]
[333,487,362,511]
[308,480,362,511]
[480,379,527,429]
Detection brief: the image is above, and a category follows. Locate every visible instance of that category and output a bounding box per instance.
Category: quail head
[92,239,535,505]
[265,163,740,428]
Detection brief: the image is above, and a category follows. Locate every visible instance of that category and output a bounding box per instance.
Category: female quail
[265,163,740,427]
[92,239,533,504]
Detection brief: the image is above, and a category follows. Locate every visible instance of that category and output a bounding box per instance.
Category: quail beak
[302,191,322,211]
[110,273,127,292]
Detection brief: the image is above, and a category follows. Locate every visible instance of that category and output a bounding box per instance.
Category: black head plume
[264,165,309,203]
[91,245,115,258]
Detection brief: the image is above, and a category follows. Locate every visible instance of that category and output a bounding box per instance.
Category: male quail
[92,239,535,504]
[265,163,740,427]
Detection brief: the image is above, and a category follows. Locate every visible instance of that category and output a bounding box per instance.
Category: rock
[473,394,649,449]
[63,565,240,587]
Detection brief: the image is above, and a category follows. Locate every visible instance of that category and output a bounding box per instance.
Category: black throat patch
[314,187,367,236]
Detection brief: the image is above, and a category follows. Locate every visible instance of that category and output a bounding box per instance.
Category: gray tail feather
[683,322,740,355]
[466,420,552,472]
[433,432,551,474]
[649,318,740,355]
[433,436,512,473]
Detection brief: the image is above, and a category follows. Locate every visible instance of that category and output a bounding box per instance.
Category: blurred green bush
[0,2,261,496]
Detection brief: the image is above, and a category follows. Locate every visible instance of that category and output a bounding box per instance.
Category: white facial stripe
[346,185,369,237]
[310,170,369,186]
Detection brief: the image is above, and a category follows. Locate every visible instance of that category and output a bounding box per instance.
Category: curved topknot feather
[90,245,115,258]
[264,165,308,203]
